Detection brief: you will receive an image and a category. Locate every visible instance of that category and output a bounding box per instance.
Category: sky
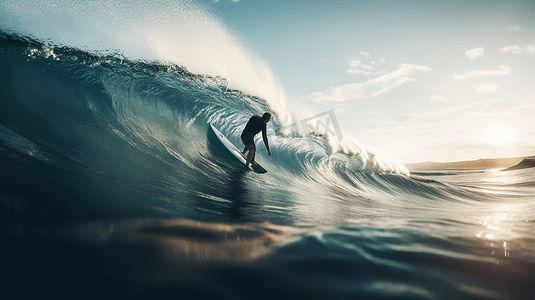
[203,0,535,163]
[1,0,535,164]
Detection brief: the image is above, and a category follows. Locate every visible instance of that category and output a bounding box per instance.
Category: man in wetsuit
[241,112,272,168]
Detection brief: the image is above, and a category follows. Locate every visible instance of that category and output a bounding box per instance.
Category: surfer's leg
[241,134,251,156]
[245,143,255,167]
[246,148,255,167]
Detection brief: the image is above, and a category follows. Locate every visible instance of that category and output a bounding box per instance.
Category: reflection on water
[479,169,532,196]
[475,203,535,261]
[30,218,295,292]
[72,219,292,262]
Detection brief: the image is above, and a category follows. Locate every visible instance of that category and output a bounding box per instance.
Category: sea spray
[0,0,288,118]
[0,0,407,174]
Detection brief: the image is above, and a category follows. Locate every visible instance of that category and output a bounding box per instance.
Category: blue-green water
[1,28,534,300]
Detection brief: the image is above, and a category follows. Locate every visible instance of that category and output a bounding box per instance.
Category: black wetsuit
[241,115,268,151]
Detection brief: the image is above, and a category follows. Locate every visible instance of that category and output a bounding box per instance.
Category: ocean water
[1,17,535,300]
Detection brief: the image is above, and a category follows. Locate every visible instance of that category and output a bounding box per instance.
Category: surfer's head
[262,112,271,123]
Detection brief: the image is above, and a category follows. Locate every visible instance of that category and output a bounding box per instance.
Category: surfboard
[209,123,267,174]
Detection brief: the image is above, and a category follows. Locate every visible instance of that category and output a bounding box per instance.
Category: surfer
[241,112,272,167]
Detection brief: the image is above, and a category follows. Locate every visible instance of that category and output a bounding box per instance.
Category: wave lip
[0,0,289,116]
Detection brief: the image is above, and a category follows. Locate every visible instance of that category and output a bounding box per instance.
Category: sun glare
[486,123,515,146]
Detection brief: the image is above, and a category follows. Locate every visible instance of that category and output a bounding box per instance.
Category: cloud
[347,69,372,75]
[365,114,418,130]
[434,104,473,115]
[493,95,535,112]
[382,115,415,128]
[500,43,535,55]
[349,59,373,69]
[453,65,511,80]
[483,96,535,113]
[507,25,521,32]
[430,95,448,102]
[308,63,432,102]
[484,99,519,113]
[465,47,484,59]
[360,51,371,58]
[474,82,499,94]
[347,58,373,75]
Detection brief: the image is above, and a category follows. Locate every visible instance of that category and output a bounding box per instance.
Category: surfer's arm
[262,128,271,156]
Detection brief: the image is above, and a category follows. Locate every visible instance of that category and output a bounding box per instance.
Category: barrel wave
[1,23,535,300]
[0,29,420,222]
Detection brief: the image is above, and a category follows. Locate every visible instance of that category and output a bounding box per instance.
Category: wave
[0,0,288,118]
[1,28,407,161]
[2,4,535,299]
[0,27,490,225]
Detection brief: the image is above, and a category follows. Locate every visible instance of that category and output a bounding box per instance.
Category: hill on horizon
[501,157,535,171]
[405,156,535,170]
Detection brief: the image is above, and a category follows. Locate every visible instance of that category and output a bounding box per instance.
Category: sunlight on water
[477,206,519,240]
[485,169,520,186]
[476,202,534,260]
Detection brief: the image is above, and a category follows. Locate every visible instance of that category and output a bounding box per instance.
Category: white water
[0,1,410,174]
[0,0,288,115]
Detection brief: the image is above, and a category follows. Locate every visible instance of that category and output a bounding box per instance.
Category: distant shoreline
[501,158,535,171]
[405,156,535,170]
